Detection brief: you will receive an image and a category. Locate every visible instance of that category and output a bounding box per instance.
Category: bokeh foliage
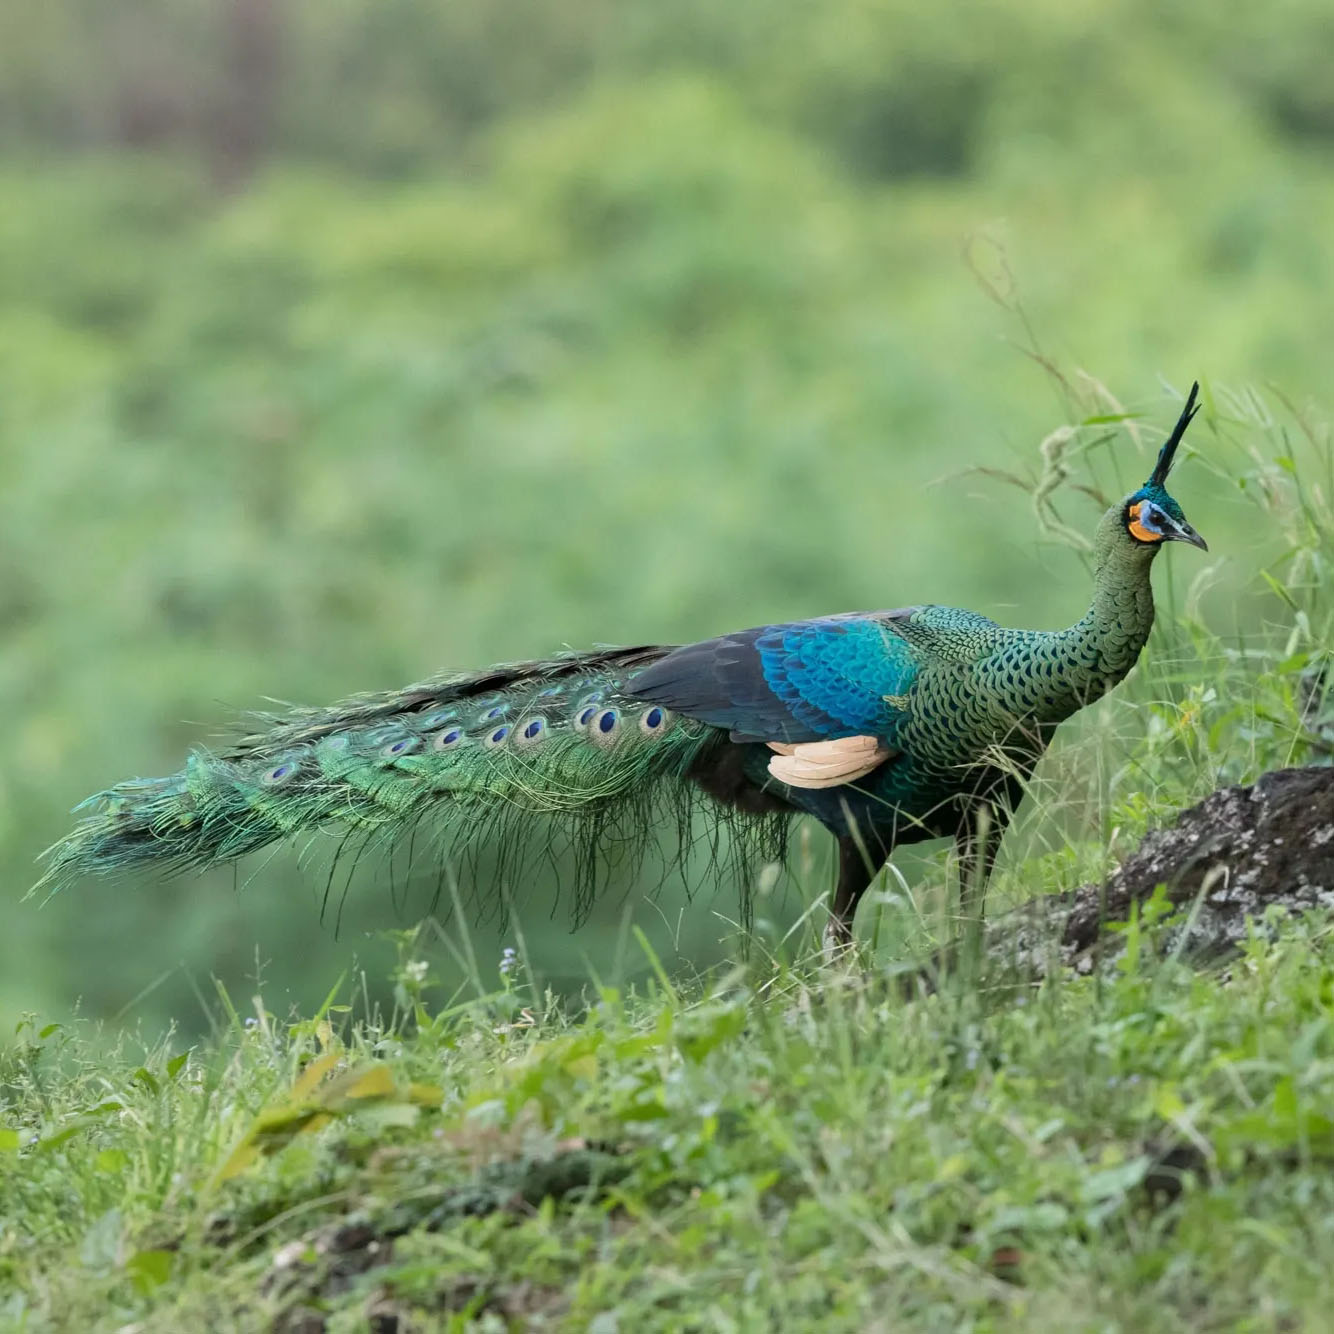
[1,0,1332,1034]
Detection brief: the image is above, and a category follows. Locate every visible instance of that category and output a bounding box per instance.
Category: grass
[6,909,1334,1331]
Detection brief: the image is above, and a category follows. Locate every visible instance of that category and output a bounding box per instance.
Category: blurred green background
[2,0,1331,1036]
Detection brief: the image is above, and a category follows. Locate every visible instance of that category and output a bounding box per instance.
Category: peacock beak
[1164,516,1208,551]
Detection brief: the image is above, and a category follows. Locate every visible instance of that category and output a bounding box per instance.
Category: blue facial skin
[1125,481,1207,549]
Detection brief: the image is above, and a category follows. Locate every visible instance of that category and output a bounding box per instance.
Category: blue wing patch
[627,613,919,744]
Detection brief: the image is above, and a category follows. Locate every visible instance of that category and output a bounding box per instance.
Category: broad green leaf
[211,1060,427,1184]
[37,1124,85,1152]
[675,1005,747,1064]
[406,1082,444,1106]
[289,1049,343,1101]
[1079,1157,1149,1202]
[96,1148,129,1174]
[126,1248,173,1293]
[343,1065,396,1100]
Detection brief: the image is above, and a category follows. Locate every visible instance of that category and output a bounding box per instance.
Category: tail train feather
[36,646,791,923]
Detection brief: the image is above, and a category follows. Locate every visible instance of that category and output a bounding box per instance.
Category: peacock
[39,385,1207,950]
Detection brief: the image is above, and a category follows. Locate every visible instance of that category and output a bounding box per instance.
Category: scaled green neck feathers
[1024,500,1164,718]
[1082,497,1162,666]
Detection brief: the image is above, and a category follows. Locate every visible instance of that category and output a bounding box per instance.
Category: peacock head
[1121,382,1207,553]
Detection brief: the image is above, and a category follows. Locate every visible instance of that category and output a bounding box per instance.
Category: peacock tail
[36,645,789,923]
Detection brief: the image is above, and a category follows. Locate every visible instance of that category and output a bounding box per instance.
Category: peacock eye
[639,706,671,735]
[515,716,547,746]
[589,708,622,745]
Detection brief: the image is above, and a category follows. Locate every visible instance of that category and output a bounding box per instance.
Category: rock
[993,765,1334,973]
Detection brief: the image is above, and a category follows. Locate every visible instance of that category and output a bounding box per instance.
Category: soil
[996,765,1334,973]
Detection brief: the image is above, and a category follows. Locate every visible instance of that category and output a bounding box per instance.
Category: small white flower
[405,960,429,983]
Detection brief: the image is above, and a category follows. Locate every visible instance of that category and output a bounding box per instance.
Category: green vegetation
[4,1,1334,1323]
[7,914,1334,1330]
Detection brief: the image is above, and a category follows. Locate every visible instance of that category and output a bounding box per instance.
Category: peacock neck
[1066,505,1158,678]
[1019,505,1159,717]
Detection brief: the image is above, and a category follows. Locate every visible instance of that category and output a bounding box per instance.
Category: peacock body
[40,387,1207,945]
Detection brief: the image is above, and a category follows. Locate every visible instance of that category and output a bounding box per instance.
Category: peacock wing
[625,611,920,746]
[764,735,893,789]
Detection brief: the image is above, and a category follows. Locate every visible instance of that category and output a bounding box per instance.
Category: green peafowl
[39,385,1207,950]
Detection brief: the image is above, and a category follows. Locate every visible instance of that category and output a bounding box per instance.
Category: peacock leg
[824,833,886,958]
[952,799,1007,963]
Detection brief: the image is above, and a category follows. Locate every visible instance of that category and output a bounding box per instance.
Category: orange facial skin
[1127,501,1163,544]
